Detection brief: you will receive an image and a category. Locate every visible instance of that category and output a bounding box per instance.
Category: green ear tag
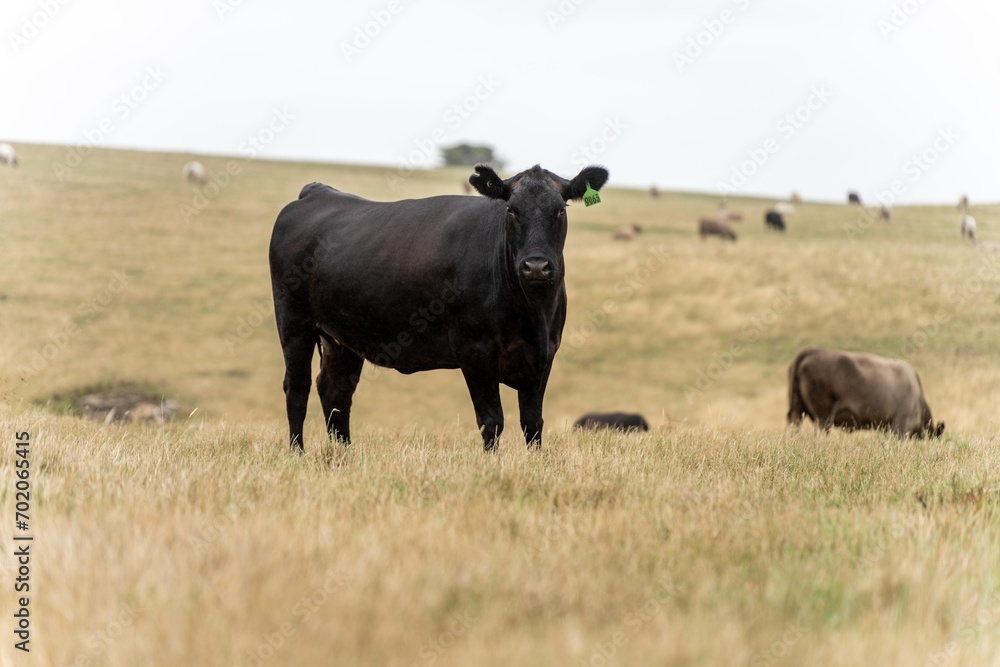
[583,182,601,207]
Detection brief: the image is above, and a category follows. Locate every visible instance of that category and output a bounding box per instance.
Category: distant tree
[440,143,504,169]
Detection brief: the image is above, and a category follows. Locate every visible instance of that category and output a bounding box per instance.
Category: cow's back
[271,184,502,282]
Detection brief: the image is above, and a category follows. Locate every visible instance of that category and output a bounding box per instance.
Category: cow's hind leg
[316,338,364,444]
[280,333,317,451]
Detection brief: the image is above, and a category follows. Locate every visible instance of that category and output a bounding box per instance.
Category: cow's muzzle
[520,258,553,282]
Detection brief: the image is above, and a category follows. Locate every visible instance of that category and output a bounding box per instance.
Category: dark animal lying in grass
[573,412,650,432]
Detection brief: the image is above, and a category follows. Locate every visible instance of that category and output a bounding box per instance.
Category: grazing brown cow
[878,205,891,221]
[790,191,802,204]
[613,223,642,240]
[699,218,737,241]
[787,348,944,438]
[649,185,660,198]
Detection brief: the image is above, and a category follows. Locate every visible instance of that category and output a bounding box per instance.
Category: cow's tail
[787,348,816,425]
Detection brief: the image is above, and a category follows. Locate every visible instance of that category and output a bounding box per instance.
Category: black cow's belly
[319,320,460,372]
[326,321,552,386]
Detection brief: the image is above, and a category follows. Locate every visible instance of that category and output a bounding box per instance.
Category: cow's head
[470,163,608,285]
[917,421,945,438]
[918,397,945,438]
[925,421,945,438]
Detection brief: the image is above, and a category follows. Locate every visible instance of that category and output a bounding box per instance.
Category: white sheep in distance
[0,143,19,167]
[959,214,976,242]
[183,160,207,186]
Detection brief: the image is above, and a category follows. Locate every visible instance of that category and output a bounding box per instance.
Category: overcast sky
[4,0,999,203]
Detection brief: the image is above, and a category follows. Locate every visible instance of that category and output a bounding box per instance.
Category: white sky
[3,0,1000,203]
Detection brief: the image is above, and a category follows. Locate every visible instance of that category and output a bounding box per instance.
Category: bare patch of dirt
[43,381,179,423]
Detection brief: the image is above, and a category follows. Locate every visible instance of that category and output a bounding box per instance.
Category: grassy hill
[1,144,998,666]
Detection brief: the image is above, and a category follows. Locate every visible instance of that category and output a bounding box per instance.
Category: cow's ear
[563,165,609,201]
[469,164,510,200]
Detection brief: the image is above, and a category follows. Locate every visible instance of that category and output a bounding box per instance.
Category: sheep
[717,203,743,222]
[183,160,207,186]
[959,214,977,242]
[613,224,643,240]
[0,143,19,168]
[699,218,737,241]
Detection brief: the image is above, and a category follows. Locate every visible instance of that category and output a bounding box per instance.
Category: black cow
[764,210,785,231]
[848,191,862,205]
[574,412,649,432]
[269,163,609,451]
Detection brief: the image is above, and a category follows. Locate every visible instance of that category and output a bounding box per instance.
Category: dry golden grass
[1,144,999,666]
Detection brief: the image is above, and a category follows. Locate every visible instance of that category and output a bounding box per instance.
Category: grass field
[1,144,999,666]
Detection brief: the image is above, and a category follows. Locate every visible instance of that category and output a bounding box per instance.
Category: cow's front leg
[517,368,551,449]
[460,360,503,452]
[517,389,544,449]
